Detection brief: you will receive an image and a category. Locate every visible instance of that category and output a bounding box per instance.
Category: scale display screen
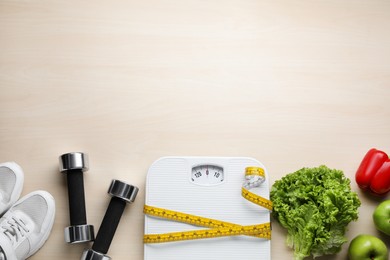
[191,164,224,185]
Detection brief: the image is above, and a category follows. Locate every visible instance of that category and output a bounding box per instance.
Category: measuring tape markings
[144,166,272,243]
[242,188,273,211]
[143,205,271,241]
[144,205,236,228]
[144,224,271,243]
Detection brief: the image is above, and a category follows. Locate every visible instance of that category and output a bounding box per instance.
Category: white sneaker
[0,191,55,260]
[0,163,24,215]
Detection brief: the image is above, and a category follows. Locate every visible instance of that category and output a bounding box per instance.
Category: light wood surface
[1,0,390,259]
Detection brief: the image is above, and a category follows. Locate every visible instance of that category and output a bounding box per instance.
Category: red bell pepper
[370,160,390,194]
[355,148,390,195]
[355,149,388,189]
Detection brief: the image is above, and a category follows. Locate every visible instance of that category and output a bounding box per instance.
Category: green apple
[374,200,390,235]
[348,234,388,260]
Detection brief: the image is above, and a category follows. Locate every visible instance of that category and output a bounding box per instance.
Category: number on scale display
[191,165,224,185]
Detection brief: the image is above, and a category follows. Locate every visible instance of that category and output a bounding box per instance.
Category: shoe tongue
[14,211,34,231]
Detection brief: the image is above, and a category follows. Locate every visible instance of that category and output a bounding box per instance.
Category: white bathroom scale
[144,156,271,260]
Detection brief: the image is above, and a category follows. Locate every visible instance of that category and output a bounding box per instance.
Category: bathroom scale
[144,156,271,260]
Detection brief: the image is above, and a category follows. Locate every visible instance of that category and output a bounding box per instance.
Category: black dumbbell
[81,179,139,260]
[59,152,95,243]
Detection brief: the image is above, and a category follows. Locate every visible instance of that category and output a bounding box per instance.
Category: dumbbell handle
[67,169,88,226]
[92,197,126,254]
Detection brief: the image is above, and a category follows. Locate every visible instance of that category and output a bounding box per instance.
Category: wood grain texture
[1,0,390,259]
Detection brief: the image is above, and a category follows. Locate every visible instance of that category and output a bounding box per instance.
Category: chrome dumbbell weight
[59,152,95,243]
[81,179,139,260]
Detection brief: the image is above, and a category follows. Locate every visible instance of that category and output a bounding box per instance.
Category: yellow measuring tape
[144,166,272,243]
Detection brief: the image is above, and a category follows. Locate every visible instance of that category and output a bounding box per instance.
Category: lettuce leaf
[270,166,361,260]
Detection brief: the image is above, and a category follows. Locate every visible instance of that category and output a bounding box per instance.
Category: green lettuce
[270,165,361,260]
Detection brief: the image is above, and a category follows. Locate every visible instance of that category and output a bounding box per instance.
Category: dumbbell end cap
[108,179,139,203]
[59,152,89,173]
[65,224,95,243]
[81,249,111,260]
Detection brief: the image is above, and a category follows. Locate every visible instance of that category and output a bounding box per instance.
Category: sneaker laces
[1,216,30,245]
